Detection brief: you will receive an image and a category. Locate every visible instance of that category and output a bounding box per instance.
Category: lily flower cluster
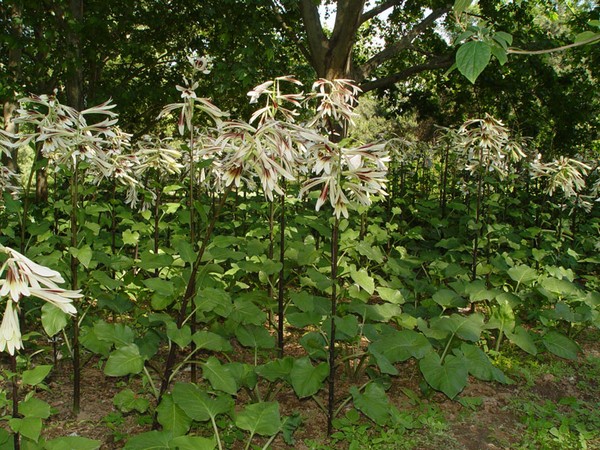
[299,80,389,219]
[456,114,527,177]
[13,93,119,180]
[299,141,389,219]
[154,58,389,217]
[0,165,21,198]
[530,155,592,206]
[0,244,81,355]
[307,79,361,130]
[212,76,309,200]
[247,75,304,125]
[158,56,227,137]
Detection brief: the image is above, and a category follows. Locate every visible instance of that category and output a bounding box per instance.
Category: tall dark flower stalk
[10,93,121,414]
[452,115,526,281]
[154,55,232,409]
[0,244,81,447]
[530,155,592,254]
[300,79,388,434]
[69,162,81,413]
[245,75,305,354]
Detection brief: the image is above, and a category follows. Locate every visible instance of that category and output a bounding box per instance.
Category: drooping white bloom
[14,93,122,183]
[247,76,303,124]
[300,141,389,219]
[0,165,21,198]
[0,301,22,355]
[0,245,81,354]
[530,156,591,198]
[455,114,527,178]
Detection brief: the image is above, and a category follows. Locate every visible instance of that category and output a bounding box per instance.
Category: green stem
[495,329,504,353]
[327,215,340,436]
[155,185,233,423]
[261,431,280,450]
[71,164,81,416]
[244,432,255,450]
[211,416,224,450]
[440,334,455,364]
[11,352,20,450]
[143,366,159,399]
[277,183,286,357]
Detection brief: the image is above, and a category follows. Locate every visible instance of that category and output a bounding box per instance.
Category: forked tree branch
[356,5,451,80]
[360,0,403,24]
[359,53,454,92]
[508,34,600,55]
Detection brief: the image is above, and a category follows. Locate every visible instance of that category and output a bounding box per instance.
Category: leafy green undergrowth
[304,402,460,450]
[301,335,600,450]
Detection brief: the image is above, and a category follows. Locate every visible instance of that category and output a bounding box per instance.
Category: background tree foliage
[1,0,598,151]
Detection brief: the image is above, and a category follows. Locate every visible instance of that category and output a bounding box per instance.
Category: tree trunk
[2,0,24,172]
[66,0,84,110]
[297,1,452,92]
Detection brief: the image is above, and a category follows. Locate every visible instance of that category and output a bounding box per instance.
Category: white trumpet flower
[0,245,81,354]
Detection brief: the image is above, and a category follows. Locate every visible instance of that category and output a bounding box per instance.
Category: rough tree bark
[289,1,454,91]
[2,0,23,173]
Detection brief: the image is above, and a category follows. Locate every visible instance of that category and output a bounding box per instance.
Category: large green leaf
[350,383,391,425]
[350,268,375,295]
[542,331,580,360]
[230,299,266,325]
[201,357,238,395]
[459,343,508,383]
[487,297,516,334]
[171,382,234,422]
[432,289,467,309]
[172,238,196,264]
[138,251,174,270]
[538,277,582,299]
[456,40,491,83]
[41,303,69,337]
[80,325,112,356]
[256,357,294,382]
[142,278,175,296]
[333,315,359,340]
[22,365,52,387]
[113,389,149,414]
[69,245,93,268]
[505,325,537,355]
[45,436,101,450]
[166,322,192,349]
[122,229,140,246]
[104,344,144,377]
[290,357,329,398]
[419,353,468,399]
[368,329,432,363]
[9,417,42,442]
[507,265,538,288]
[299,332,328,360]
[19,397,51,419]
[93,321,135,346]
[123,431,171,449]
[376,287,405,305]
[192,331,232,352]
[226,362,258,390]
[168,436,215,450]
[235,324,276,349]
[430,313,485,342]
[195,288,233,317]
[156,394,192,437]
[355,241,385,263]
[235,402,281,437]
